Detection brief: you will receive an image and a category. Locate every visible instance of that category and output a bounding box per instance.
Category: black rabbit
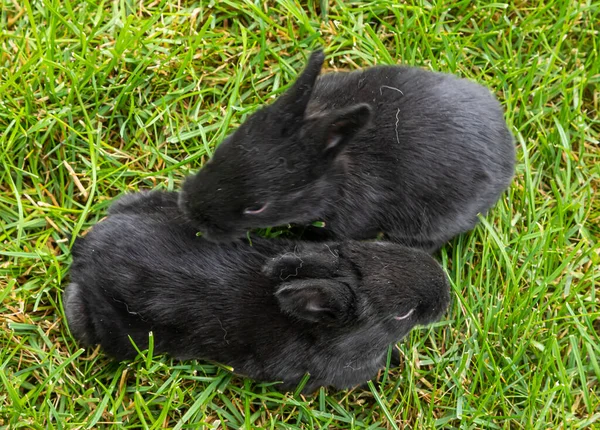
[64,191,450,393]
[179,50,515,251]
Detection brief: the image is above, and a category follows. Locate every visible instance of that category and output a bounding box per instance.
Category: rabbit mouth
[177,194,247,242]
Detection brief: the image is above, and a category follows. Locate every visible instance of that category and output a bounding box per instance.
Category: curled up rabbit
[64,191,450,393]
[179,49,515,252]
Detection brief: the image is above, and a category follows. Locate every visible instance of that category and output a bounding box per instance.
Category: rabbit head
[265,241,450,346]
[179,50,372,242]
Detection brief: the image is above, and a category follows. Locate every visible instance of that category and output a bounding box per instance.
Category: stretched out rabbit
[179,49,515,251]
[64,191,450,392]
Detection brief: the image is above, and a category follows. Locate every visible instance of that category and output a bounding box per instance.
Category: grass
[1,0,599,428]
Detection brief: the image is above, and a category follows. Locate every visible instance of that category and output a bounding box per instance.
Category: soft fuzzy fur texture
[64,191,450,393]
[179,50,515,251]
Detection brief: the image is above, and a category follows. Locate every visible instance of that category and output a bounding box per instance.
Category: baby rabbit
[64,191,450,393]
[179,50,515,251]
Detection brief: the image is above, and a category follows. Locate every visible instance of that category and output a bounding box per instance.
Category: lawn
[1,0,599,428]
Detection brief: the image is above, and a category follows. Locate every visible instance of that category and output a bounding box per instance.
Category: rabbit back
[306,66,515,249]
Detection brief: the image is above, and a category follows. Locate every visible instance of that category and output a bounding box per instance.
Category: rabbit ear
[315,104,372,157]
[275,279,353,323]
[273,49,325,121]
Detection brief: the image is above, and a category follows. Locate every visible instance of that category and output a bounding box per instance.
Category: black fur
[179,50,516,251]
[64,191,450,393]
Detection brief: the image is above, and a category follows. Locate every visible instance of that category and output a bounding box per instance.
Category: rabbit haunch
[179,50,515,251]
[64,191,450,393]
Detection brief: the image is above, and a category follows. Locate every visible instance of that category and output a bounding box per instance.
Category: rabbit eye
[243,203,268,215]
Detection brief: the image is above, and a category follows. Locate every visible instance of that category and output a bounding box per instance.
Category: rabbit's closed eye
[244,203,269,215]
[393,308,415,321]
